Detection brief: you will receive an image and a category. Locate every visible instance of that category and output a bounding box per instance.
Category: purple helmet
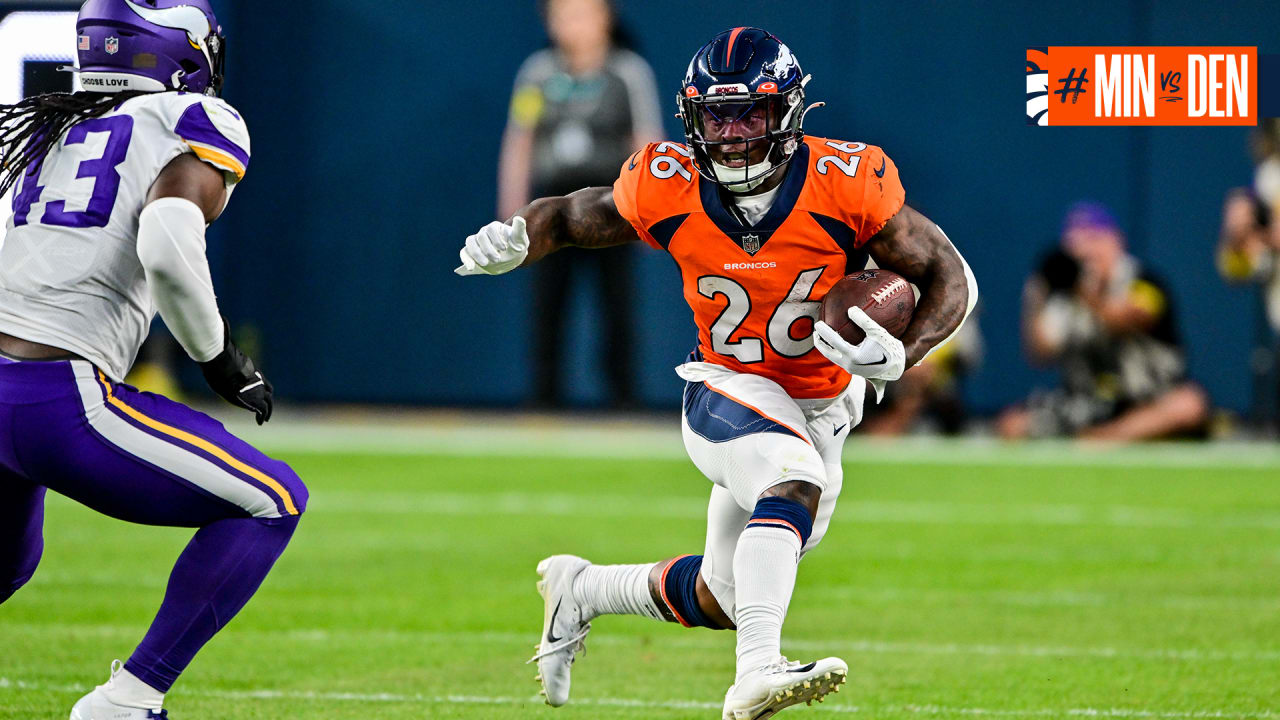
[74,0,225,96]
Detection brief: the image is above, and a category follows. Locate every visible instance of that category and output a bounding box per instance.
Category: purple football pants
[0,356,307,692]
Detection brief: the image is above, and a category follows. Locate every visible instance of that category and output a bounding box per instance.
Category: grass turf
[2,449,1278,719]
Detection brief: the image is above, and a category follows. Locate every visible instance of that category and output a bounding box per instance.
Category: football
[819,268,916,345]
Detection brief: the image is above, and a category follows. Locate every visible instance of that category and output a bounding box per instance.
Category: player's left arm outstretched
[814,203,978,393]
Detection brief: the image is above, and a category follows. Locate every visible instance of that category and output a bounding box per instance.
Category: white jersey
[0,91,249,381]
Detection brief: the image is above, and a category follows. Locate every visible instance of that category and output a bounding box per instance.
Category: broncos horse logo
[1026,47,1049,126]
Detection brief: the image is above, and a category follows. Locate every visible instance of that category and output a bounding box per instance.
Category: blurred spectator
[125,331,184,400]
[997,202,1208,441]
[498,0,662,409]
[861,314,983,436]
[1217,118,1280,430]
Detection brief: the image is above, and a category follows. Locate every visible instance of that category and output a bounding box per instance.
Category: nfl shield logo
[78,35,90,51]
[741,234,761,255]
[105,37,119,55]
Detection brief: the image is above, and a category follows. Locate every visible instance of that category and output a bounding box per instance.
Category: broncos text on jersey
[613,136,905,399]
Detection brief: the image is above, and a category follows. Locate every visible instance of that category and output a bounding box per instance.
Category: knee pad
[659,555,721,629]
[747,496,814,546]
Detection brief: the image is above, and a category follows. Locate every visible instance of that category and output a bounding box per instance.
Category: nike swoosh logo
[546,598,563,643]
[874,158,886,178]
[787,662,818,673]
[833,424,847,435]
[628,153,639,171]
[855,355,887,366]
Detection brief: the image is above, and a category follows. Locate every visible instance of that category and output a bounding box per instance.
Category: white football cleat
[526,554,592,707]
[721,656,848,720]
[70,661,168,719]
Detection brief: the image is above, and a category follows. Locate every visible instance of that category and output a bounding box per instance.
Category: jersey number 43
[12,115,134,229]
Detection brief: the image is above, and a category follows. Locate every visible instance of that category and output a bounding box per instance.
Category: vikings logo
[1026,47,1049,126]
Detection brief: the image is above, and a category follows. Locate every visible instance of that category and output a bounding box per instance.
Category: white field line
[19,564,1279,610]
[218,415,1280,470]
[23,568,1280,610]
[804,585,1280,611]
[0,677,1274,718]
[7,623,1280,663]
[272,489,1280,531]
[43,483,1280,532]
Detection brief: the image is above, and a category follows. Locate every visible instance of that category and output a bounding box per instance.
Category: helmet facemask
[680,85,805,193]
[205,28,226,97]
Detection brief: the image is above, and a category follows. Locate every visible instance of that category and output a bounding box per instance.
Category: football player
[0,2,306,718]
[458,28,977,718]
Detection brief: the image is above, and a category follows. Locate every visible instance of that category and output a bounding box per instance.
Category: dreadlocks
[0,90,149,198]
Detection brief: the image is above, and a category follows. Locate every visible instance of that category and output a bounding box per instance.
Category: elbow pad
[136,197,225,363]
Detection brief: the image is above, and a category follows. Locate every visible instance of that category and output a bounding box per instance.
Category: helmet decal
[124,1,212,45]
[760,44,799,81]
[720,26,748,71]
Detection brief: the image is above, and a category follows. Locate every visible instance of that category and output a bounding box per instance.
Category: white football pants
[676,360,865,622]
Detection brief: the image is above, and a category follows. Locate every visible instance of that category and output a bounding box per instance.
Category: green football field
[2,424,1279,720]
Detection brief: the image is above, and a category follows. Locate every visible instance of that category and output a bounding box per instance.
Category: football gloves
[455,216,529,276]
[813,307,906,403]
[199,318,273,425]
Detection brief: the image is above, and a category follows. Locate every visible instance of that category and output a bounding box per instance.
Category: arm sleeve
[852,146,906,246]
[612,145,663,250]
[136,197,225,362]
[174,97,251,186]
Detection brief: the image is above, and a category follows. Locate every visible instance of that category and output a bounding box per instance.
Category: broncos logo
[1026,47,1049,126]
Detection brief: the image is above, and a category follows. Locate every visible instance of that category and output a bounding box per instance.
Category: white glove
[454,216,529,276]
[813,306,906,403]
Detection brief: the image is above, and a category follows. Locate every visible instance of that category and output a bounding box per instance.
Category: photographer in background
[1217,118,1280,431]
[498,0,662,409]
[998,202,1208,441]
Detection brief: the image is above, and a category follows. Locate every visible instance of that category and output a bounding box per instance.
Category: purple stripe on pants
[93,376,297,518]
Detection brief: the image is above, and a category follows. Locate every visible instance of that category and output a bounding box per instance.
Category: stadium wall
[215,0,1276,413]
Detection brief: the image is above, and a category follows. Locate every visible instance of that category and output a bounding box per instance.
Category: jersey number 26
[697,267,826,363]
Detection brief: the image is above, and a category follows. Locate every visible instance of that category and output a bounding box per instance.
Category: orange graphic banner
[1027,46,1257,126]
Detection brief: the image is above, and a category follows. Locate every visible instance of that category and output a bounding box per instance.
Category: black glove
[199,318,273,425]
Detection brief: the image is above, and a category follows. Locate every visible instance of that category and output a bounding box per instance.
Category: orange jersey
[613,136,905,399]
